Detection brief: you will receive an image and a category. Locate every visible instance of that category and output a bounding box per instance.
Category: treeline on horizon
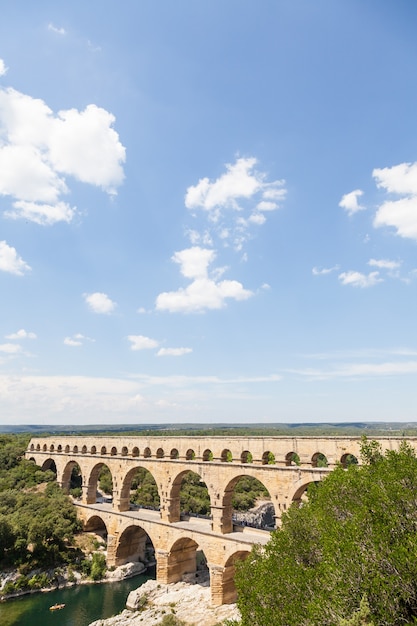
[3,422,417,437]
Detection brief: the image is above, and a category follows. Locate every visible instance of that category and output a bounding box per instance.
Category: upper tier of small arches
[29,441,358,468]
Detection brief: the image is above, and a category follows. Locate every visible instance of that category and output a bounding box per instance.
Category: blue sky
[1,1,417,425]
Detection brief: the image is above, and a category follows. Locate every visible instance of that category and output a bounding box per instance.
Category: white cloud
[128,335,159,351]
[0,343,22,354]
[185,157,286,235]
[368,258,401,270]
[64,334,93,347]
[0,87,125,224]
[64,337,83,347]
[289,361,417,380]
[338,270,383,288]
[312,265,339,276]
[48,23,66,35]
[0,59,7,76]
[339,189,365,215]
[155,246,253,313]
[0,240,31,275]
[5,200,76,225]
[157,347,193,357]
[84,292,116,314]
[372,162,417,240]
[6,329,36,340]
[248,213,266,225]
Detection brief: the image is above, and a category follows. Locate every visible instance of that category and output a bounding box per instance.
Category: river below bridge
[0,569,154,626]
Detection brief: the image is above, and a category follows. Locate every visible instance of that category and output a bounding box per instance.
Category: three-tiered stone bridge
[26,435,409,605]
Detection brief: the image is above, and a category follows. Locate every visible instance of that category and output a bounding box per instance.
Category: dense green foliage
[130,467,161,508]
[231,477,269,511]
[235,439,417,625]
[0,435,81,577]
[180,471,211,515]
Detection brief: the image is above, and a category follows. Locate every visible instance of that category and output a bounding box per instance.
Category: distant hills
[2,422,417,436]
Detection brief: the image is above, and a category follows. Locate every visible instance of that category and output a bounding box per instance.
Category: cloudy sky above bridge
[1,1,417,425]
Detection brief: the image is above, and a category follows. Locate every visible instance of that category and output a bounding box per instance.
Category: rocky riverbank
[89,579,240,626]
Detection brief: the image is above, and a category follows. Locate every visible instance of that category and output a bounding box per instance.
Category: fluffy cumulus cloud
[155,246,253,313]
[185,157,286,250]
[339,189,365,215]
[0,85,125,225]
[6,329,36,340]
[157,347,192,357]
[373,162,417,240]
[338,270,383,288]
[128,335,159,351]
[0,59,7,76]
[0,240,31,275]
[84,292,116,314]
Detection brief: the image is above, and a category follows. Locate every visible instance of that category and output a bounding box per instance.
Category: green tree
[235,439,417,626]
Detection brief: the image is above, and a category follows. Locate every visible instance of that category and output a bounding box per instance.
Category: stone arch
[291,481,319,505]
[36,443,41,451]
[221,449,232,462]
[169,469,211,522]
[312,452,328,468]
[203,449,213,461]
[73,445,79,454]
[262,451,275,465]
[61,460,82,495]
[285,451,300,466]
[57,444,62,453]
[100,446,107,455]
[86,462,114,504]
[156,447,164,459]
[91,445,97,454]
[120,466,160,512]
[83,514,108,542]
[170,448,179,459]
[240,450,253,464]
[28,457,36,463]
[132,446,139,457]
[121,446,128,456]
[115,525,155,567]
[81,445,87,454]
[222,474,273,532]
[30,443,35,451]
[65,444,70,453]
[49,444,55,452]
[185,449,195,460]
[110,446,117,456]
[341,453,358,468]
[221,551,250,604]
[166,537,200,583]
[43,444,47,452]
[144,447,151,458]
[41,458,57,475]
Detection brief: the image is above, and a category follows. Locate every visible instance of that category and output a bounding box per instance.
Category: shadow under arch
[166,537,208,585]
[115,524,155,568]
[41,458,57,476]
[83,514,108,542]
[61,459,82,495]
[119,465,160,513]
[222,550,251,604]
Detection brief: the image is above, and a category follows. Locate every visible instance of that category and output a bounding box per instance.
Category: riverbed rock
[106,561,146,581]
[89,579,240,626]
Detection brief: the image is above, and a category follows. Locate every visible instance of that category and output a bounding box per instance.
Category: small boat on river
[49,603,65,611]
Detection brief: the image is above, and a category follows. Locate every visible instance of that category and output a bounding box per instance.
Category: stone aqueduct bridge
[26,435,410,605]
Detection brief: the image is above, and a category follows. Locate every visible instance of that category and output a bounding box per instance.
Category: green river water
[0,569,154,626]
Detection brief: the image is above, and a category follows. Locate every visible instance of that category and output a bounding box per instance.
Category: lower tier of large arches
[76,502,264,606]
